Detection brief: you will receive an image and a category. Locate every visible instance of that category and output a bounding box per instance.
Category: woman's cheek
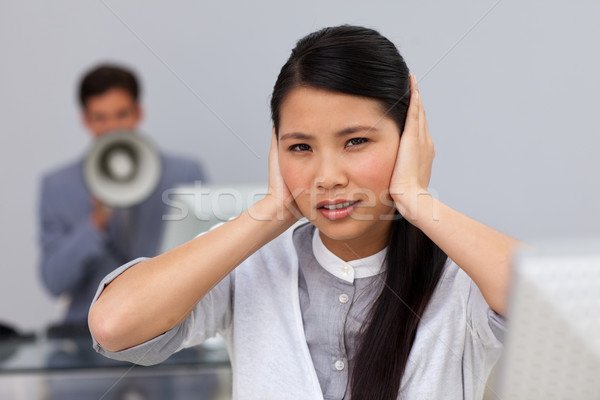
[279,158,308,193]
[352,153,395,190]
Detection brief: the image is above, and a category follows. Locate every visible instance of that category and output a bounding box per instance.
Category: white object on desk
[159,182,268,253]
[497,238,600,400]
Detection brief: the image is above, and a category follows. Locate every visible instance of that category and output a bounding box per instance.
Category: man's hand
[90,197,113,231]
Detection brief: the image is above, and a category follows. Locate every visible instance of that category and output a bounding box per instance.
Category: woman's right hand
[250,129,301,226]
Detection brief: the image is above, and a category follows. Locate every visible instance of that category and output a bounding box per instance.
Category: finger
[270,127,278,153]
[403,79,420,138]
[269,128,287,194]
[416,91,433,144]
[412,77,434,150]
[268,129,277,186]
[411,75,426,139]
[418,90,427,141]
[421,101,436,163]
[424,115,432,144]
[408,74,417,106]
[269,128,279,167]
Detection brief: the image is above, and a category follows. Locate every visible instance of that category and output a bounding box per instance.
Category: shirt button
[339,294,349,304]
[335,360,345,371]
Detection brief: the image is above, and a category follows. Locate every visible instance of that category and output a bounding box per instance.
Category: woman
[89,25,521,399]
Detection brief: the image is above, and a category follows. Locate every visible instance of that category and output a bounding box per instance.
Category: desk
[0,330,232,399]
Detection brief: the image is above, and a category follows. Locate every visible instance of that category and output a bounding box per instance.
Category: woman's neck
[318,226,390,262]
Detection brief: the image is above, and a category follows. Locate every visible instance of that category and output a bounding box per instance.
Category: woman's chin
[310,219,375,242]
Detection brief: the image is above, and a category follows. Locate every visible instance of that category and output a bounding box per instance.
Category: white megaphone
[83,130,162,207]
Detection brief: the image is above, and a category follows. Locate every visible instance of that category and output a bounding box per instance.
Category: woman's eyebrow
[279,132,314,141]
[280,125,379,141]
[336,125,380,136]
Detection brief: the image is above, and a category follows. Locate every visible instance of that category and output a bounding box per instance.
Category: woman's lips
[317,200,360,220]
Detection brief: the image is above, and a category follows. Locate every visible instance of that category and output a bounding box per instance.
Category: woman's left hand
[389,76,519,317]
[389,74,435,217]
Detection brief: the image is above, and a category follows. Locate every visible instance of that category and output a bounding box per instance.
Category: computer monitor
[159,182,268,253]
[495,238,600,400]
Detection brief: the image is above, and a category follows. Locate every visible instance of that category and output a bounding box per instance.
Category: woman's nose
[314,154,349,190]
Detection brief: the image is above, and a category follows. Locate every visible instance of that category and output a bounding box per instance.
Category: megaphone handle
[114,207,134,260]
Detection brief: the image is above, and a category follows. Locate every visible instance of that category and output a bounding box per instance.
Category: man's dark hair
[78,64,140,108]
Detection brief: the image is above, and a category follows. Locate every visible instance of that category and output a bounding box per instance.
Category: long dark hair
[271,25,448,399]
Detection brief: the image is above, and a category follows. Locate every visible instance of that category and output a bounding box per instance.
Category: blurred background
[0,0,598,339]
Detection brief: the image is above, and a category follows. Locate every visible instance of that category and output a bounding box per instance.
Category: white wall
[1,0,598,331]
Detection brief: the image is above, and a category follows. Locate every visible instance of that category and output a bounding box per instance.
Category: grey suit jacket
[39,153,206,325]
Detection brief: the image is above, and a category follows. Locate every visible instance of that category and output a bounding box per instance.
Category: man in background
[38,64,207,330]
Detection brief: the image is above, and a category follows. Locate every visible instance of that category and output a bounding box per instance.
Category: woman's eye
[289,143,311,152]
[346,137,368,147]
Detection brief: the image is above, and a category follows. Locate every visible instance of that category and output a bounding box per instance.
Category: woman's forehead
[278,87,393,135]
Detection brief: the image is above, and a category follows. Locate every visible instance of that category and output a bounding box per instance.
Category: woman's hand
[389,74,435,218]
[388,75,521,316]
[249,129,301,225]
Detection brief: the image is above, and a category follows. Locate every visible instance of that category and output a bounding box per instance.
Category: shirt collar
[312,228,387,283]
